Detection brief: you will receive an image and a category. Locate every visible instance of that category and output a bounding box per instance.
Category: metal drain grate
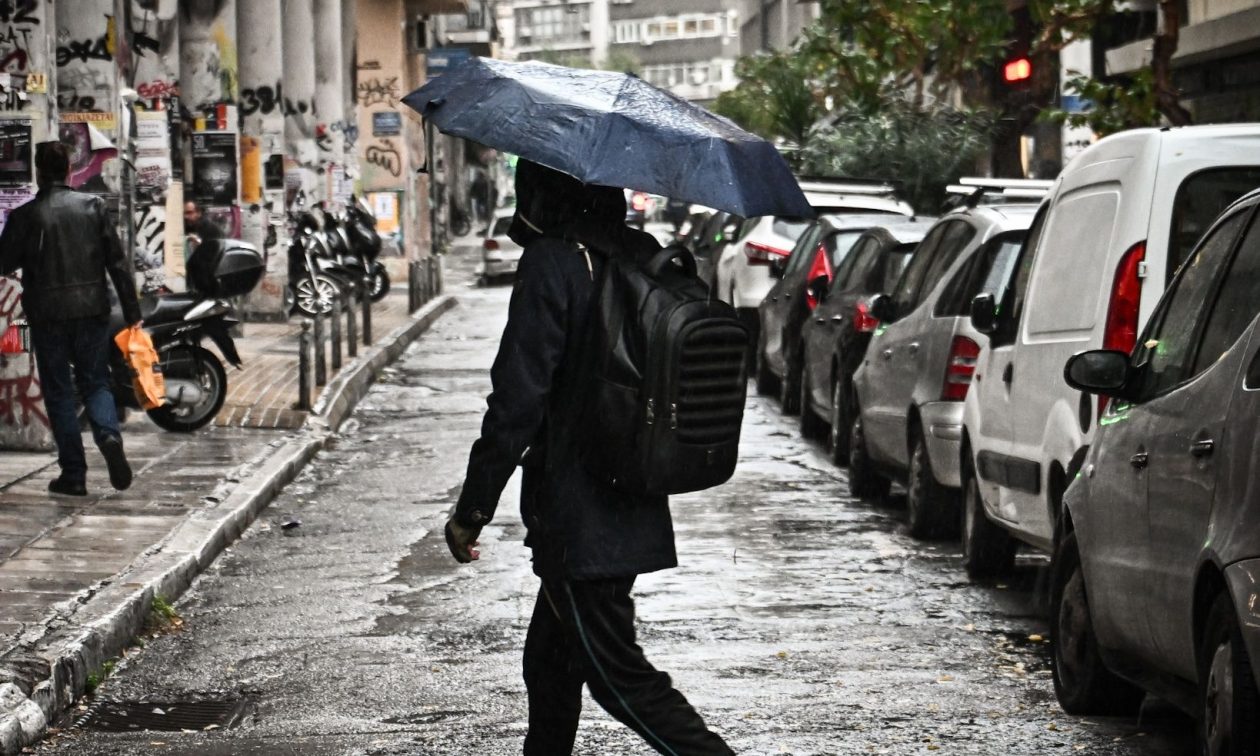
[77,698,253,732]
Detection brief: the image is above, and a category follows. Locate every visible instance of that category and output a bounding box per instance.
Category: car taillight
[1098,240,1145,416]
[853,301,879,333]
[483,238,499,251]
[804,244,832,311]
[744,241,790,266]
[942,336,981,401]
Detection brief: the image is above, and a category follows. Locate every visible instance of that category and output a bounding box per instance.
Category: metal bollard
[347,281,358,359]
[407,261,416,313]
[330,291,343,372]
[425,258,434,302]
[435,255,443,295]
[313,311,327,387]
[362,275,373,345]
[297,320,312,410]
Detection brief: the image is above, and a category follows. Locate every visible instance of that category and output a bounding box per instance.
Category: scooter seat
[141,294,201,326]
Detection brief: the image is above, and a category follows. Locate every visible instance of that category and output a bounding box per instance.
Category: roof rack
[945,177,1053,208]
[798,178,899,196]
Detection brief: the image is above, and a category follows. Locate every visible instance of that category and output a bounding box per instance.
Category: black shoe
[49,476,87,497]
[99,436,133,491]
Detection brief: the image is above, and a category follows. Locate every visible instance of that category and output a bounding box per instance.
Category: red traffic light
[1003,57,1032,84]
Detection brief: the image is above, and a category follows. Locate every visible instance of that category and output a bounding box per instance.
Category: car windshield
[491,216,514,236]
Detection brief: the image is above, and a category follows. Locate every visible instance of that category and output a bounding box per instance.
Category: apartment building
[737,0,820,56]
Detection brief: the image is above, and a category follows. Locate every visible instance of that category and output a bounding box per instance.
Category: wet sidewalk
[0,282,457,754]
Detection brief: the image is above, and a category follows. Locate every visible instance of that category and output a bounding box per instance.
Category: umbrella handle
[645,245,697,280]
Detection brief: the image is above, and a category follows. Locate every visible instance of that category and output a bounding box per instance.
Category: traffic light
[1003,56,1032,86]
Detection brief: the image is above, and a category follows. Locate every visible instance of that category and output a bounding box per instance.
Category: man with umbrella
[411,56,810,754]
[445,160,735,755]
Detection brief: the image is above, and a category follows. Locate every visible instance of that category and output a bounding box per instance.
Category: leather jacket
[0,183,141,325]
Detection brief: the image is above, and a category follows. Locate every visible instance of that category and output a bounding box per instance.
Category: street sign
[427,47,471,75]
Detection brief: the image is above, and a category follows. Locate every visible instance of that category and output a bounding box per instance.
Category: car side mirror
[868,293,895,323]
[970,293,998,335]
[1064,350,1131,395]
[769,259,786,279]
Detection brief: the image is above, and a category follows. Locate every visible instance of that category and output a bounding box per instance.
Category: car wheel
[847,410,889,501]
[960,465,1017,579]
[799,367,827,440]
[828,375,851,465]
[906,429,959,540]
[1200,593,1260,756]
[754,333,778,396]
[779,350,801,416]
[1051,530,1145,715]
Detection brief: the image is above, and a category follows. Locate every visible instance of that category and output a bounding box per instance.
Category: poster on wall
[0,119,32,187]
[0,187,35,233]
[59,118,118,193]
[135,111,172,194]
[191,132,239,206]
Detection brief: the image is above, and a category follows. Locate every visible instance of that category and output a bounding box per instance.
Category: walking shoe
[99,436,133,491]
[48,476,87,497]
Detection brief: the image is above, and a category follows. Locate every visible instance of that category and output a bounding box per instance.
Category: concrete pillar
[178,0,239,112]
[314,0,346,207]
[0,0,56,451]
[238,0,288,319]
[282,0,320,205]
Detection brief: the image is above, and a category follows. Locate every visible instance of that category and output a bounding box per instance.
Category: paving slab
[0,279,457,755]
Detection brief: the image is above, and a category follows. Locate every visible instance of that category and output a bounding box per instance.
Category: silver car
[849,203,1035,538]
[1053,187,1260,753]
[481,208,523,284]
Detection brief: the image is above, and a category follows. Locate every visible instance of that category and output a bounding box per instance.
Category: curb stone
[0,294,457,755]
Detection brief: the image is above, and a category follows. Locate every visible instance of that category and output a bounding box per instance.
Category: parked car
[800,221,935,464]
[849,200,1040,538]
[686,211,740,291]
[960,125,1260,577]
[756,214,916,416]
[1052,187,1260,754]
[713,180,914,336]
[481,207,523,284]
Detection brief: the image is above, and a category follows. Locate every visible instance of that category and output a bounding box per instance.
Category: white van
[959,125,1260,577]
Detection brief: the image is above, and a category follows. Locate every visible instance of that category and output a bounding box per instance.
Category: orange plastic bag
[113,325,167,410]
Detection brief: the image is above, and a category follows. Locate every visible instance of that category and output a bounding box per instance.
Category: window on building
[516,4,590,45]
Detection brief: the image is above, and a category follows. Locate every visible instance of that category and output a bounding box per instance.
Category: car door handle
[1190,439,1215,458]
[816,317,826,324]
[1130,450,1149,469]
[881,349,893,360]
[831,315,845,323]
[908,342,920,355]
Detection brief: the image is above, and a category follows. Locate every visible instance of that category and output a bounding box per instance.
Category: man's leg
[522,583,584,755]
[30,322,88,484]
[70,317,130,490]
[559,578,735,756]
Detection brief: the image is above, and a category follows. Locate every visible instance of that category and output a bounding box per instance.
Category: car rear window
[828,230,866,268]
[491,216,514,236]
[773,218,811,239]
[879,244,917,293]
[1168,167,1260,281]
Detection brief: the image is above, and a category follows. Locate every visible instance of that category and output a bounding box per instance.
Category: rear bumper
[1225,559,1260,690]
[483,256,520,278]
[920,401,963,489]
[731,258,774,309]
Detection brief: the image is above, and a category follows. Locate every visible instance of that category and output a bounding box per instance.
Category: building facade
[737,0,819,56]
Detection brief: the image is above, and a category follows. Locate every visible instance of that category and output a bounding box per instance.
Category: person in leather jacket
[0,141,141,496]
[445,160,734,755]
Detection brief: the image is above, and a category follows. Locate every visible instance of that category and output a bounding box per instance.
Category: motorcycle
[333,197,390,303]
[288,207,357,318]
[108,238,264,432]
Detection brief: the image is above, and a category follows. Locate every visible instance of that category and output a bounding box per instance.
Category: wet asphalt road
[39,246,1195,755]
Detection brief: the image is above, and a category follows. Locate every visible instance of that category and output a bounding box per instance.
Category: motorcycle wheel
[147,346,227,432]
[293,274,343,317]
[370,266,391,302]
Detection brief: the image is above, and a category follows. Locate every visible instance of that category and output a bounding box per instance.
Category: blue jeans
[30,316,121,482]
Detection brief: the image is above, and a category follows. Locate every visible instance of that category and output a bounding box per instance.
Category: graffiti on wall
[241,80,311,118]
[128,0,179,105]
[56,5,115,114]
[0,280,46,431]
[356,76,399,108]
[0,0,41,113]
[365,138,401,178]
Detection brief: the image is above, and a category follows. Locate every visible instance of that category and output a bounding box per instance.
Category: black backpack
[578,239,749,495]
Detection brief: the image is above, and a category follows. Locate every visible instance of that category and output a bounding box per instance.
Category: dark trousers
[30,316,120,482]
[522,576,734,756]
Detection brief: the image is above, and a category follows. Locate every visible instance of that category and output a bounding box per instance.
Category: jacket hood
[508,160,626,247]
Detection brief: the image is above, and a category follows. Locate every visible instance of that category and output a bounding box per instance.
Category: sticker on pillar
[368,192,400,235]
[192,132,239,206]
[135,111,172,192]
[0,119,32,186]
[240,136,262,204]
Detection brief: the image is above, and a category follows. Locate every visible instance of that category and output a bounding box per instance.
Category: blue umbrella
[402,57,813,219]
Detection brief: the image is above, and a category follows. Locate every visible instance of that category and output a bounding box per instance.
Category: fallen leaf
[1028,634,1044,643]
[776,651,788,659]
[938,674,954,683]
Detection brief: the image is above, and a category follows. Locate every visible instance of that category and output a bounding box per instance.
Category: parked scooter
[336,197,390,302]
[108,238,264,432]
[288,207,356,318]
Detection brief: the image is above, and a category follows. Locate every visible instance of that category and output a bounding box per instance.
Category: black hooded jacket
[454,163,677,580]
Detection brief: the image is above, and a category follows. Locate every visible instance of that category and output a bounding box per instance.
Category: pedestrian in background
[445,160,735,756]
[0,141,141,496]
[183,199,222,250]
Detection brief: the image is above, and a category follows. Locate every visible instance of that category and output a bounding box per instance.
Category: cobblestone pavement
[38,246,1194,755]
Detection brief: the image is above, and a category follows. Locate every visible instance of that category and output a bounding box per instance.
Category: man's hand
[445,517,482,563]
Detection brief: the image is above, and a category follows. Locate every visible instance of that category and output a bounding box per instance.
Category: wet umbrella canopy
[403,57,813,219]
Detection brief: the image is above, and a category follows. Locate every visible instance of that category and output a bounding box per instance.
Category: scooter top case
[187,239,265,299]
